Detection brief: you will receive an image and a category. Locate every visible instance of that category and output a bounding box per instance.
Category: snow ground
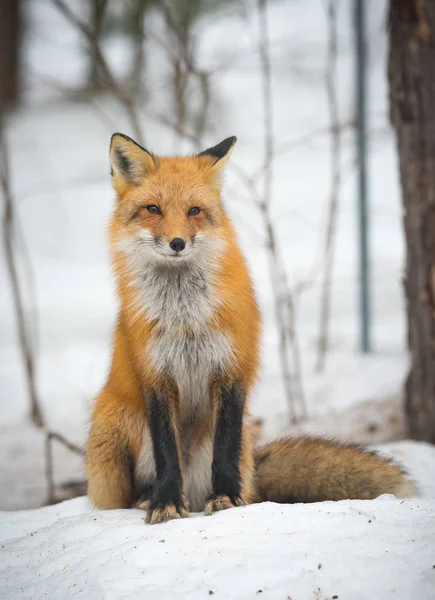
[1,441,434,600]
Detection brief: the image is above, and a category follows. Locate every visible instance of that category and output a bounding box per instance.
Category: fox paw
[144,494,189,524]
[145,502,189,524]
[204,494,246,516]
[135,499,150,511]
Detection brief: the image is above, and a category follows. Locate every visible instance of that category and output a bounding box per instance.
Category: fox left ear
[198,136,237,170]
[109,133,156,196]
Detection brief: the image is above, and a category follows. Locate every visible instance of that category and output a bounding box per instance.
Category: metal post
[354,0,371,352]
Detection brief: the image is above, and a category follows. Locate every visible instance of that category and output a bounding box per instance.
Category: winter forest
[1,1,435,599]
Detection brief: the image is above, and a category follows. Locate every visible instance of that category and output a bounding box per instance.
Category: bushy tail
[254,436,417,503]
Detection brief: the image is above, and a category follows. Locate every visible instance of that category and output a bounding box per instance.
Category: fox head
[109,133,236,268]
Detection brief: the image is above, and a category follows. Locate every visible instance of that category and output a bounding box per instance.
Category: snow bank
[1,441,434,600]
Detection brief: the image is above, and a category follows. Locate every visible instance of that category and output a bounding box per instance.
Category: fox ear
[109,133,156,194]
[198,136,237,171]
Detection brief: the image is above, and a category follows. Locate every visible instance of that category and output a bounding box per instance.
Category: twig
[52,0,144,144]
[1,132,86,507]
[232,172,307,422]
[316,0,342,372]
[258,0,305,423]
[257,0,291,412]
[48,431,85,457]
[159,1,191,146]
[157,0,213,149]
[194,70,211,150]
[0,133,44,427]
[253,118,355,184]
[87,0,109,91]
[45,431,85,506]
[258,0,273,202]
[45,432,55,504]
[126,0,147,96]
[150,111,198,144]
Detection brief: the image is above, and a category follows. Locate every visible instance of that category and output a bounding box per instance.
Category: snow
[1,441,434,600]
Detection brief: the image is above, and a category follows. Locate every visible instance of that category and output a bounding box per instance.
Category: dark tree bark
[0,0,21,119]
[389,0,435,443]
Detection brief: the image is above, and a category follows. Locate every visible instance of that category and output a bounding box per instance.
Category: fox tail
[254,436,417,503]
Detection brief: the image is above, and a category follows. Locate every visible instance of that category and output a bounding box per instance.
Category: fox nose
[169,237,186,253]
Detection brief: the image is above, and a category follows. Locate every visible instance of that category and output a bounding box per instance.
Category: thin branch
[45,432,56,505]
[230,162,263,206]
[158,0,193,146]
[158,1,197,73]
[253,118,355,184]
[15,217,39,357]
[1,133,86,508]
[1,133,44,427]
[48,431,85,457]
[258,0,273,211]
[157,0,213,149]
[52,0,144,144]
[150,111,198,144]
[258,0,306,422]
[29,67,201,148]
[316,0,342,372]
[194,70,211,150]
[45,431,85,505]
[87,0,109,91]
[125,0,148,96]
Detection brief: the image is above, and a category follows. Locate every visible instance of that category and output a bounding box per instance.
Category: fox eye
[146,205,161,215]
[188,206,201,216]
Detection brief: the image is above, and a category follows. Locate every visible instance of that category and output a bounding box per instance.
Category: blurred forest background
[1,0,433,509]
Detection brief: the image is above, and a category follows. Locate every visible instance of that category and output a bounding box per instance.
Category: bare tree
[316,0,342,372]
[389,0,435,443]
[1,134,44,428]
[257,0,306,422]
[1,133,86,504]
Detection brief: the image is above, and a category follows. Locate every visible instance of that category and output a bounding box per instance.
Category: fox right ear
[109,133,156,195]
[198,136,237,171]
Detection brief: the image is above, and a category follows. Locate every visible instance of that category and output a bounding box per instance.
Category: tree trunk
[389,0,435,443]
[0,0,21,120]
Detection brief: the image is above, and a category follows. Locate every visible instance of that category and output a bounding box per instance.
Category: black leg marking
[134,483,153,506]
[147,391,184,511]
[211,382,244,500]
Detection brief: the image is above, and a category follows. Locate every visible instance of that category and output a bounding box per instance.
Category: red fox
[86,133,416,524]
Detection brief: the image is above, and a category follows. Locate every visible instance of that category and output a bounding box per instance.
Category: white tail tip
[394,479,418,499]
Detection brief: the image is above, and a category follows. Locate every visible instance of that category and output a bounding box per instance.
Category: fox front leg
[145,390,189,524]
[205,381,251,515]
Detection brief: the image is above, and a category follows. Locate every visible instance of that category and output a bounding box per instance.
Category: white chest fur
[139,260,216,329]
[140,262,233,412]
[149,328,233,414]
